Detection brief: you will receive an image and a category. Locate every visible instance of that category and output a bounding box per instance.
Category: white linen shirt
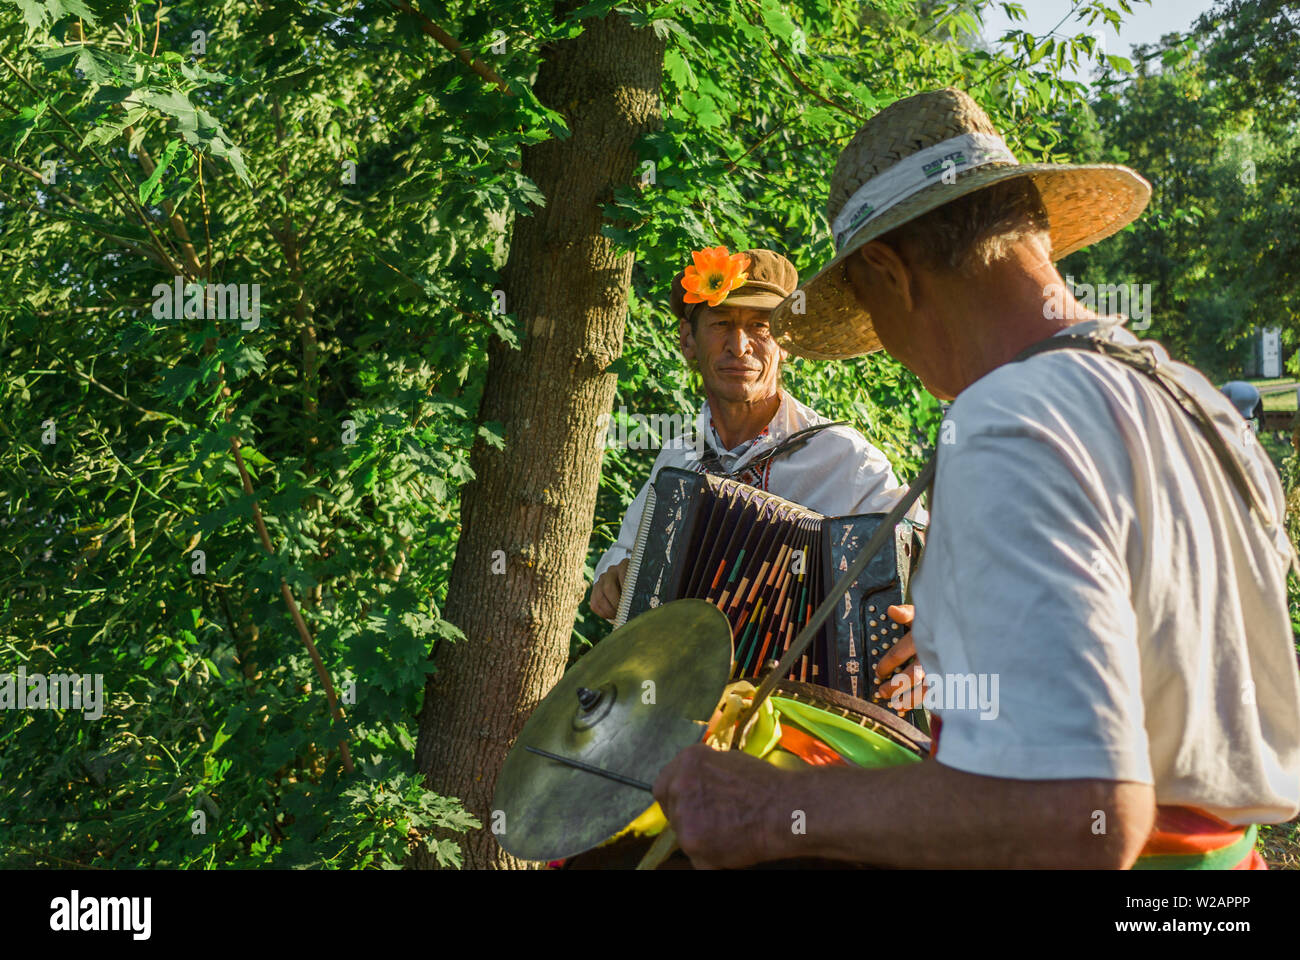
[912,318,1300,825]
[593,389,924,581]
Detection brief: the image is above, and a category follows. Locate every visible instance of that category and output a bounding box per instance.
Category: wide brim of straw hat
[771,163,1152,360]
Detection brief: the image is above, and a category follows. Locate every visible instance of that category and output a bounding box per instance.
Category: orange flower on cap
[681,245,750,307]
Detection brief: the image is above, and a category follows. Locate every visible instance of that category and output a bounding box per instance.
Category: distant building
[1255,326,1282,379]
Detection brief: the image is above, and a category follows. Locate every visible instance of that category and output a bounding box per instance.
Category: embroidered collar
[707,417,770,460]
[695,394,790,471]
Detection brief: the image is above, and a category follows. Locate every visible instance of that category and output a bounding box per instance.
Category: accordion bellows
[615,467,918,702]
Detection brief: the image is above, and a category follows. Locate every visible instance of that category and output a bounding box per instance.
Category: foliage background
[0,0,1295,868]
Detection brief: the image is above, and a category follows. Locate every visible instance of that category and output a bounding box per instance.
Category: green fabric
[770,696,921,769]
[1131,824,1258,870]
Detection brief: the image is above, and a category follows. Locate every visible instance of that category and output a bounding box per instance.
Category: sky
[978,0,1221,85]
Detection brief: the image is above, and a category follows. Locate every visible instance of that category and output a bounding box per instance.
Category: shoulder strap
[702,420,850,480]
[743,420,850,472]
[1011,335,1300,580]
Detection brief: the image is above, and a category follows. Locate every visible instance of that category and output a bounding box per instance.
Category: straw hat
[770,88,1152,359]
[670,248,798,325]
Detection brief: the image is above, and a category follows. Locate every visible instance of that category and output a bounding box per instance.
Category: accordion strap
[737,456,936,744]
[698,420,850,479]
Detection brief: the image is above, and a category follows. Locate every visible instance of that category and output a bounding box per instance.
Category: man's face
[681,304,786,404]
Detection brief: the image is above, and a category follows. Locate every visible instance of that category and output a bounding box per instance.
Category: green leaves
[757,0,797,44]
[225,343,267,381]
[138,138,181,205]
[664,45,697,91]
[477,421,506,450]
[32,38,249,182]
[7,0,98,39]
[315,774,480,869]
[132,89,248,183]
[605,356,634,379]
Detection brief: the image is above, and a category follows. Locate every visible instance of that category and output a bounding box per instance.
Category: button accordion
[614,466,921,705]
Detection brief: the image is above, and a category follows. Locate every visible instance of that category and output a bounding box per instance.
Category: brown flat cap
[670,248,798,324]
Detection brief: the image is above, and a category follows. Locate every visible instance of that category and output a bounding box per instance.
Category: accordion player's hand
[875,604,924,714]
[589,558,630,623]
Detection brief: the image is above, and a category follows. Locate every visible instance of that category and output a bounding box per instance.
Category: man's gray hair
[879,176,1051,276]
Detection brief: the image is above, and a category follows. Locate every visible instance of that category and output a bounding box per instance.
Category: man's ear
[679,317,696,362]
[856,241,915,313]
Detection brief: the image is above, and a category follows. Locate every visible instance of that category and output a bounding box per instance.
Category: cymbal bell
[493,599,733,861]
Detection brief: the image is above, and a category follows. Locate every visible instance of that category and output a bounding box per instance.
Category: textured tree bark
[413,7,665,869]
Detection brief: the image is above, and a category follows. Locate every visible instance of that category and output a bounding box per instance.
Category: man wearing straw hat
[653,88,1300,869]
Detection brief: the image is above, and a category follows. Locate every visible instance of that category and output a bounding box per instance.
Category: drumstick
[636,826,679,870]
[524,746,653,792]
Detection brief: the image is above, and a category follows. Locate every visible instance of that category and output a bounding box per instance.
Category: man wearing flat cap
[590,245,927,703]
[654,88,1300,869]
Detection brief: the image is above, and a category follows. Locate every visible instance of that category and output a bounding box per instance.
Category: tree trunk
[413,8,665,869]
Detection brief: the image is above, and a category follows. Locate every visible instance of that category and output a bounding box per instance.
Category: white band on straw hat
[831,132,1018,250]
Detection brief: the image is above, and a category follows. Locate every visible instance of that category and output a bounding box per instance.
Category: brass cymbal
[493,599,733,861]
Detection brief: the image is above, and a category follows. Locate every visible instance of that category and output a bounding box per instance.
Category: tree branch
[724,117,789,173]
[739,1,863,122]
[11,843,107,869]
[67,364,188,426]
[228,435,354,774]
[131,131,205,278]
[0,54,186,274]
[0,184,170,268]
[268,97,319,423]
[394,1,513,95]
[0,154,95,212]
[195,147,213,281]
[970,0,1089,90]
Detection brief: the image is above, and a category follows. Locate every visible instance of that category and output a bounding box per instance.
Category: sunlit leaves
[6,0,97,39]
[0,0,502,869]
